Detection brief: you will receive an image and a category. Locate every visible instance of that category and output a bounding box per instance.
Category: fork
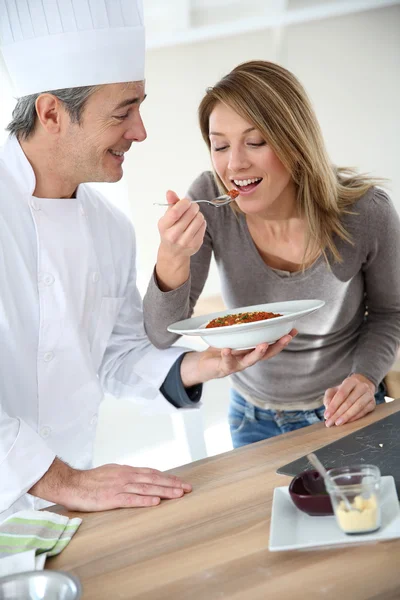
[153,194,234,208]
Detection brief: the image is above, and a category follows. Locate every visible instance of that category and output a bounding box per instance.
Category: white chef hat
[0,0,145,97]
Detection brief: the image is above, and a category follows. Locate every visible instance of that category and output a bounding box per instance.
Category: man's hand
[180,329,297,387]
[29,458,192,511]
[323,373,376,428]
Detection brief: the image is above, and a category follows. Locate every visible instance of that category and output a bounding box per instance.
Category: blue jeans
[228,383,387,449]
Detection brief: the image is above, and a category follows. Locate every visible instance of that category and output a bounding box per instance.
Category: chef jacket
[0,135,195,520]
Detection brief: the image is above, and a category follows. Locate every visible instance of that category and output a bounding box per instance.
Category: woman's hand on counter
[28,458,192,511]
[323,373,376,428]
[180,329,297,387]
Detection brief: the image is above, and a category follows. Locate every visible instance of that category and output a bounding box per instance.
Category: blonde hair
[198,60,381,265]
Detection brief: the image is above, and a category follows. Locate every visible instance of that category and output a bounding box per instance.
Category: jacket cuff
[0,419,56,516]
[160,353,202,408]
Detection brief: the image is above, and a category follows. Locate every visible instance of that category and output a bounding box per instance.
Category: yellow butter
[336,494,379,533]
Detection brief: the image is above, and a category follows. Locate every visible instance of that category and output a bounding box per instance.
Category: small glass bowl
[325,464,381,535]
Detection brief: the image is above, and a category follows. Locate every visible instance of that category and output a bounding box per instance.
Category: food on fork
[205,311,282,329]
[227,189,240,199]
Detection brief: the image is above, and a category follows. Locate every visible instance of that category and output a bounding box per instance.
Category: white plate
[168,300,325,350]
[269,476,400,551]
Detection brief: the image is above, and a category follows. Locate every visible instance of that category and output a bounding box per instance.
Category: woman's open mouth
[232,177,262,195]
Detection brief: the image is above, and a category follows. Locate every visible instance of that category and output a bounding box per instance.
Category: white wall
[285,7,400,201]
[124,5,400,297]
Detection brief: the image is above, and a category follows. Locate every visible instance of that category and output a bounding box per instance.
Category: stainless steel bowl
[0,570,82,600]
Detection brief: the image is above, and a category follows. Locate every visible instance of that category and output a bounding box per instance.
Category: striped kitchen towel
[0,510,82,575]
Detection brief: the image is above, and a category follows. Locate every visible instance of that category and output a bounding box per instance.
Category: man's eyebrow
[114,94,147,110]
[209,127,255,136]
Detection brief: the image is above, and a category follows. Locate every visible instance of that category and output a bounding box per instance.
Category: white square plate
[269,476,400,551]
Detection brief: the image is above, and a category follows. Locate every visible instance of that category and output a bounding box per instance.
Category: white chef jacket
[0,136,186,520]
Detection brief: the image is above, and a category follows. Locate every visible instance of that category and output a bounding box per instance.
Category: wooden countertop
[48,401,400,600]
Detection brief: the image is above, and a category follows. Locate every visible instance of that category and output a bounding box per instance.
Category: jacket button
[92,272,100,283]
[44,351,54,362]
[90,415,98,426]
[31,201,41,211]
[40,426,51,439]
[43,274,55,286]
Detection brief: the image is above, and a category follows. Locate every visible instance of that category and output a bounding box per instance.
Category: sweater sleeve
[351,189,400,386]
[143,172,218,349]
[160,353,202,408]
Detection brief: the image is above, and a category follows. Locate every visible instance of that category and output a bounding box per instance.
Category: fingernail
[182,483,192,491]
[324,412,330,420]
[325,420,333,428]
[335,418,343,425]
[173,489,184,496]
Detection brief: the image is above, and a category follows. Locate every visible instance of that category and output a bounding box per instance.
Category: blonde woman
[144,61,400,448]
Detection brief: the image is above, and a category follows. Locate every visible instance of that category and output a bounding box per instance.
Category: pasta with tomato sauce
[205,311,282,329]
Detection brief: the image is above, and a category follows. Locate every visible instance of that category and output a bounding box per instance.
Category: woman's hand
[323,373,376,427]
[156,190,207,291]
[180,329,297,387]
[158,191,207,259]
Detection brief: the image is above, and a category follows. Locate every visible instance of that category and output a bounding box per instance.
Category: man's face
[61,81,147,184]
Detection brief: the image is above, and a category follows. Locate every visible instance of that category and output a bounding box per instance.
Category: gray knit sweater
[144,171,400,410]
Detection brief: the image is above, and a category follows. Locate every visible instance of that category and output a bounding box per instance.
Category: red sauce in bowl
[205,311,282,329]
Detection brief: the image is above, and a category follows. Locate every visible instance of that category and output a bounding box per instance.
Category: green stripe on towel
[0,510,82,561]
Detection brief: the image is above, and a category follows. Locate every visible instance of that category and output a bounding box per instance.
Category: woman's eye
[114,113,129,120]
[213,145,229,152]
[248,141,266,147]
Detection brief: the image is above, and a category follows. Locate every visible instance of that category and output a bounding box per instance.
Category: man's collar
[1,135,37,196]
[2,135,85,200]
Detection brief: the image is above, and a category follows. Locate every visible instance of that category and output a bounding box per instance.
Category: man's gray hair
[6,85,98,140]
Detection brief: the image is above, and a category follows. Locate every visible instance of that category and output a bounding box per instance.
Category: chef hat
[0,0,145,97]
